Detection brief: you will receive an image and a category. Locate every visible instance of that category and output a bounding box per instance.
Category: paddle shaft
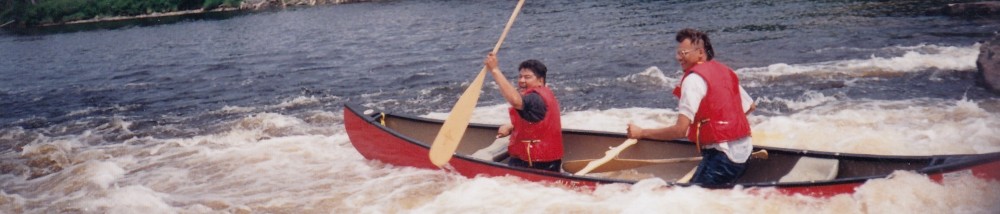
[429,0,526,168]
[565,150,769,174]
[564,157,702,174]
[573,139,638,175]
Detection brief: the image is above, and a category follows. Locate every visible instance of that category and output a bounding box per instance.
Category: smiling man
[484,53,563,172]
[627,28,757,185]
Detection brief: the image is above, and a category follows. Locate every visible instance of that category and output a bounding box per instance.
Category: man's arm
[627,73,702,141]
[484,53,524,110]
[627,115,691,140]
[517,93,546,122]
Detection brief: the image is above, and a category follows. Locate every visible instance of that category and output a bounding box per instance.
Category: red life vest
[508,86,563,162]
[672,60,751,145]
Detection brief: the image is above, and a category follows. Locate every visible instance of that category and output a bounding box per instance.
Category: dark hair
[675,28,715,61]
[518,59,548,84]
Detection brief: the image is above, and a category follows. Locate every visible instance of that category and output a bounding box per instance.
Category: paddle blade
[429,69,488,167]
[572,139,638,175]
[751,149,768,159]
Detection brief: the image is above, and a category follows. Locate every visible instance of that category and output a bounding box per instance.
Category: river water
[2,0,999,213]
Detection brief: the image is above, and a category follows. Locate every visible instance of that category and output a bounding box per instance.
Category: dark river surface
[1,1,999,213]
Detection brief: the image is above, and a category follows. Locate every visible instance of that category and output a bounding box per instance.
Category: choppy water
[2,0,1000,213]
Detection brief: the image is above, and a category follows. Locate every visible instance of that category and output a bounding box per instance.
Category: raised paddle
[429,0,527,168]
[566,149,769,174]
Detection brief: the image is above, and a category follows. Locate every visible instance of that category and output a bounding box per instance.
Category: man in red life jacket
[627,28,757,185]
[484,53,564,172]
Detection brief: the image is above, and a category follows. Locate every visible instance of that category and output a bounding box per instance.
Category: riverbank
[1,0,370,30]
[240,0,370,10]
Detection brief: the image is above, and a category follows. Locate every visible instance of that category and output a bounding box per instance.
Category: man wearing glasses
[626,28,756,185]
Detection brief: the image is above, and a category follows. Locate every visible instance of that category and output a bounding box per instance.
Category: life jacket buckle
[520,140,541,144]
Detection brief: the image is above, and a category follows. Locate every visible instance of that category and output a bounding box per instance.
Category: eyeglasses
[676,48,700,57]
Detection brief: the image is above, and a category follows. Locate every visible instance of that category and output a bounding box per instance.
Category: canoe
[343,104,1000,197]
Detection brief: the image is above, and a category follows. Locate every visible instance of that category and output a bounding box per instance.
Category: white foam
[751,98,1000,155]
[44,112,380,212]
[63,105,140,117]
[851,171,1000,213]
[756,90,840,111]
[37,160,125,193]
[0,190,27,213]
[66,107,99,117]
[617,66,680,88]
[737,44,981,84]
[408,171,1000,213]
[0,159,131,212]
[74,185,174,214]
[213,105,257,114]
[274,96,321,109]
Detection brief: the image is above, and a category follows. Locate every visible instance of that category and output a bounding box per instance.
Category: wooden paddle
[565,157,703,174]
[429,0,527,168]
[571,139,638,175]
[565,149,769,174]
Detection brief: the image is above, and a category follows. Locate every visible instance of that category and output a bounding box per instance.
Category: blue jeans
[690,149,747,185]
[509,157,562,173]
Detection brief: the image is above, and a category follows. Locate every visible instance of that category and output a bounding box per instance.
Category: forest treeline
[1,0,243,26]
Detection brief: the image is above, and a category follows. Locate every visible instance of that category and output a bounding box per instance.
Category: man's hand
[746,103,757,115]
[484,53,500,73]
[497,124,513,138]
[626,123,644,139]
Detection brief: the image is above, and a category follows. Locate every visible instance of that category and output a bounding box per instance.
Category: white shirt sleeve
[740,85,753,113]
[677,74,707,122]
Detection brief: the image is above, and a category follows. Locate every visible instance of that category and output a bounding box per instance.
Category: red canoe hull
[344,105,1000,197]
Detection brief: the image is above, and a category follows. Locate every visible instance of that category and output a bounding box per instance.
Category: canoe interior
[380,112,933,184]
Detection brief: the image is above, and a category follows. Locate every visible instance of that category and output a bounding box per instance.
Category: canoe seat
[779,157,839,183]
[472,137,509,162]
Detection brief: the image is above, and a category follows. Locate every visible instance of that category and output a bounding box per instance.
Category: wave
[737,43,981,86]
[755,90,841,112]
[413,171,998,213]
[751,98,1000,155]
[603,43,980,92]
[616,66,679,88]
[3,98,998,213]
